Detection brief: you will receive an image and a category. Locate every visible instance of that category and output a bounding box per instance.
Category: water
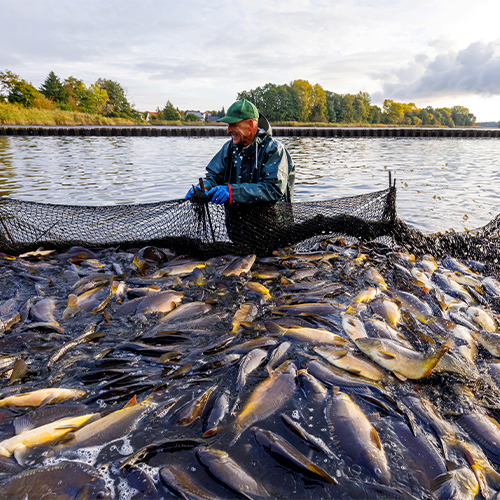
[0,135,499,233]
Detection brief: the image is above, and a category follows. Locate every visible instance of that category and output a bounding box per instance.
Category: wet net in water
[0,179,499,266]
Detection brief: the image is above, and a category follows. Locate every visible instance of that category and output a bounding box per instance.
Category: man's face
[227,119,257,147]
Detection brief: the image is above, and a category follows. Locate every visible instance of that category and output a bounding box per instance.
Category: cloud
[377,41,500,101]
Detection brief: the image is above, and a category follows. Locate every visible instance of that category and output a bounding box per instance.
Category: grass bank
[0,102,140,126]
[1,103,463,128]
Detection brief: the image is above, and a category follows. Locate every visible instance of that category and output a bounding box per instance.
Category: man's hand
[185,186,207,200]
[185,187,196,200]
[208,185,230,204]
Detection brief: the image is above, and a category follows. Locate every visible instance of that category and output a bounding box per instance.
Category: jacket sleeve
[230,141,293,204]
[202,142,230,191]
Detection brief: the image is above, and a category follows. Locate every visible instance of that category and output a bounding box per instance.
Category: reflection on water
[0,135,499,233]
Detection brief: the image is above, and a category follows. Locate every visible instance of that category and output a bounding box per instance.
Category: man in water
[185,98,295,205]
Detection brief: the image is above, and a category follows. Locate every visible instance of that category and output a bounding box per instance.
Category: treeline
[238,80,476,127]
[0,70,140,120]
[1,70,478,127]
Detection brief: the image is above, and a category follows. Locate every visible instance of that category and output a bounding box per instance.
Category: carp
[355,337,450,380]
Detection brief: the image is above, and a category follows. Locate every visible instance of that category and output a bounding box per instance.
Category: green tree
[325,91,336,122]
[62,77,107,114]
[342,94,356,123]
[8,80,40,107]
[368,105,382,124]
[451,105,475,126]
[184,113,199,122]
[161,100,179,120]
[436,107,453,127]
[418,108,432,125]
[40,71,67,104]
[276,84,300,121]
[352,92,371,123]
[238,83,300,122]
[96,78,138,119]
[0,70,21,101]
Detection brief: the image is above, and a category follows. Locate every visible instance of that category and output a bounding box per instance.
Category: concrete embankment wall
[0,126,499,138]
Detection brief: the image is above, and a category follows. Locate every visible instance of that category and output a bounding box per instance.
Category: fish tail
[264,321,284,335]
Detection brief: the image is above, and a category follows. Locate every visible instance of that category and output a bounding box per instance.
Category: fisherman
[185,98,295,205]
[184,98,295,246]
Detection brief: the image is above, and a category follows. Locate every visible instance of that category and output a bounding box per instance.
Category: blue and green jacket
[203,115,295,204]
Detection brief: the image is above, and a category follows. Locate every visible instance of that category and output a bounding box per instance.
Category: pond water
[1,135,500,499]
[0,135,499,233]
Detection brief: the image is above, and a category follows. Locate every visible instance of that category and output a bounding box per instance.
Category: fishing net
[0,179,499,265]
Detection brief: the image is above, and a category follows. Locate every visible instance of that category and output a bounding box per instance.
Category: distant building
[184,110,205,121]
[206,115,220,122]
[145,111,158,121]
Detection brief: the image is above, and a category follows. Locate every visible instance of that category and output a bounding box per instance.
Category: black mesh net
[0,181,499,266]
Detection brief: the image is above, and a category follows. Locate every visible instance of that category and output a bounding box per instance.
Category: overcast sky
[2,0,500,121]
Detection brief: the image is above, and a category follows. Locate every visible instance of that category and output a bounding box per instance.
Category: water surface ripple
[0,135,499,233]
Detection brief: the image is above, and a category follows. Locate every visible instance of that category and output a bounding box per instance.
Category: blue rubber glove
[185,187,196,200]
[208,185,230,205]
[185,186,206,200]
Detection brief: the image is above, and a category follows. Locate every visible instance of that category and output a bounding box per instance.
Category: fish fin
[53,432,76,446]
[264,321,283,334]
[67,294,78,307]
[54,424,81,431]
[431,471,453,492]
[9,359,27,384]
[202,427,219,437]
[39,395,56,408]
[378,350,396,359]
[13,416,34,435]
[239,321,255,329]
[393,371,407,382]
[369,427,383,451]
[123,395,138,408]
[333,349,348,358]
[13,445,28,465]
[306,463,338,484]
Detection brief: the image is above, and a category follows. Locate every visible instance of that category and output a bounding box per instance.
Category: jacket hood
[257,113,272,139]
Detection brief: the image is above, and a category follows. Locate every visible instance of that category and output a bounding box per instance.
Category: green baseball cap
[217,98,259,123]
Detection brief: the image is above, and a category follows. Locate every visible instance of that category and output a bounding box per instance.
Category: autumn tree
[60,77,107,114]
[7,79,54,109]
[290,79,314,122]
[0,70,21,101]
[310,84,327,122]
[452,105,475,126]
[96,78,139,119]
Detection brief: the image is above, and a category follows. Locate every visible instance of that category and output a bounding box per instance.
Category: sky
[1,0,500,122]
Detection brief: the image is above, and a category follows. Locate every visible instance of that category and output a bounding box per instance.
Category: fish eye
[375,467,382,476]
[95,492,106,500]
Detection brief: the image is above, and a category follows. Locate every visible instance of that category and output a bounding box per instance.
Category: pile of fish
[2,237,500,499]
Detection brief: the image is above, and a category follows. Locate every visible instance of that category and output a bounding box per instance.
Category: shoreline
[1,125,499,138]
